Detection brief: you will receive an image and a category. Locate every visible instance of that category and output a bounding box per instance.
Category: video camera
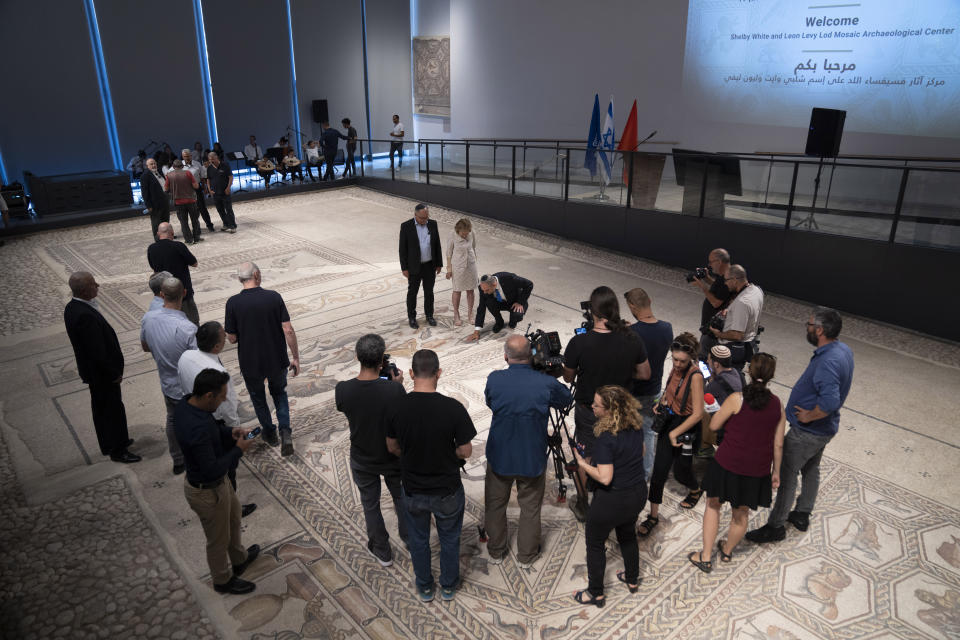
[578,300,593,333]
[525,327,563,374]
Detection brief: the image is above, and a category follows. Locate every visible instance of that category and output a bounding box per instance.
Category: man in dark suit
[140,158,170,240]
[399,204,443,329]
[466,272,534,341]
[63,271,141,463]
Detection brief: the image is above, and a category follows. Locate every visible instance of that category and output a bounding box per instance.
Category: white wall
[412,0,451,141]
[424,0,954,157]
[366,0,413,153]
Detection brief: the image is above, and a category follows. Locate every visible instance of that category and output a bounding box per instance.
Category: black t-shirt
[701,276,733,330]
[563,330,648,404]
[147,239,197,299]
[630,320,673,397]
[346,127,358,150]
[592,428,646,489]
[386,392,476,495]
[335,378,406,469]
[207,162,232,193]
[224,287,290,379]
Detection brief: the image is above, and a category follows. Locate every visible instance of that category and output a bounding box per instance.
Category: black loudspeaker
[312,99,328,124]
[805,107,846,157]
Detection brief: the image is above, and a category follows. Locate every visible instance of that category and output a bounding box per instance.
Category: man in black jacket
[63,271,141,463]
[320,122,347,181]
[399,204,443,329]
[466,272,533,341]
[140,158,170,239]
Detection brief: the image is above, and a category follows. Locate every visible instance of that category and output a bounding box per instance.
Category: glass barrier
[363,139,960,251]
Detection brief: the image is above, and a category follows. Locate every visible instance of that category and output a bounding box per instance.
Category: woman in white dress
[446,218,479,326]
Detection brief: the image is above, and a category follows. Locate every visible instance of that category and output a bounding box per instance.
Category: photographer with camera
[689,248,734,360]
[562,286,650,520]
[697,345,745,458]
[708,265,764,371]
[639,332,704,537]
[466,272,533,341]
[483,335,573,568]
[335,334,407,568]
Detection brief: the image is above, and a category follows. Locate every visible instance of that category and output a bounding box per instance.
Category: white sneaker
[488,553,506,566]
[368,546,393,567]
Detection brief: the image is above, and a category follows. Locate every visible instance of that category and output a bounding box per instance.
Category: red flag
[617,99,638,183]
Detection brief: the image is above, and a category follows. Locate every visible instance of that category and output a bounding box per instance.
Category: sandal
[717,539,733,563]
[616,570,639,593]
[680,488,703,510]
[688,551,713,573]
[573,590,605,608]
[637,515,660,538]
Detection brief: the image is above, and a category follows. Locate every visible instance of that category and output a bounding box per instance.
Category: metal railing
[354,138,960,251]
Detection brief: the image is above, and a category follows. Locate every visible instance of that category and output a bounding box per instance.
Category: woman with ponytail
[688,352,785,573]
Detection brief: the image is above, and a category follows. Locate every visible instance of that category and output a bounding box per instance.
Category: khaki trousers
[184,478,247,585]
[701,413,718,446]
[484,466,546,563]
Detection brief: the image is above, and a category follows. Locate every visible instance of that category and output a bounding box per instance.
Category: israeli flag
[598,97,615,185]
[584,94,601,178]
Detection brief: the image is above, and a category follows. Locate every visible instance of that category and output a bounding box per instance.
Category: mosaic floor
[0,187,958,640]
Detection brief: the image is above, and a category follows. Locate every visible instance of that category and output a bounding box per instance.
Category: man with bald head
[141,277,197,474]
[709,264,764,370]
[64,271,141,463]
[482,335,572,567]
[148,222,200,325]
[225,262,300,457]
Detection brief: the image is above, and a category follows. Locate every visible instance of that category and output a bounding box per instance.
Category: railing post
[359,140,364,177]
[563,148,570,201]
[418,140,422,174]
[888,167,910,243]
[425,142,430,185]
[555,141,560,180]
[440,140,444,173]
[511,146,516,194]
[465,142,470,189]
[522,141,527,175]
[492,141,497,177]
[698,158,709,217]
[391,141,396,180]
[625,151,634,209]
[784,162,799,228]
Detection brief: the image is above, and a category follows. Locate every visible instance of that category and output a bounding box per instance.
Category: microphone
[704,393,721,414]
[638,130,657,147]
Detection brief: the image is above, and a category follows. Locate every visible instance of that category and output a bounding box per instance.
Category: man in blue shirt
[747,307,854,543]
[484,335,573,568]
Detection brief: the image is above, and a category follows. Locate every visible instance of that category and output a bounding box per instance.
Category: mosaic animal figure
[915,587,960,638]
[474,603,527,640]
[638,513,682,560]
[786,561,852,620]
[832,513,889,561]
[736,616,803,640]
[540,610,589,640]
[937,535,960,569]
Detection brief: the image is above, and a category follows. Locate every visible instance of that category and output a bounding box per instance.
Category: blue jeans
[243,369,290,433]
[402,486,465,590]
[635,394,659,483]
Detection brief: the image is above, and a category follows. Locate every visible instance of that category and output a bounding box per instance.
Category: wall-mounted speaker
[805,107,846,158]
[312,99,329,124]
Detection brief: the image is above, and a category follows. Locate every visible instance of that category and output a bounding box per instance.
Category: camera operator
[335,334,407,568]
[697,345,745,458]
[689,248,733,360]
[708,265,764,371]
[562,286,650,520]
[466,272,533,341]
[483,335,572,568]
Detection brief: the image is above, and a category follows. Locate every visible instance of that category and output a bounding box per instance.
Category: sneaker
[745,524,786,544]
[787,511,810,532]
[280,430,294,457]
[696,444,715,458]
[227,228,236,234]
[262,429,280,447]
[417,584,436,602]
[488,553,506,566]
[440,584,457,601]
[368,544,393,567]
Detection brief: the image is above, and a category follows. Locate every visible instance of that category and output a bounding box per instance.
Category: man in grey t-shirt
[710,264,763,370]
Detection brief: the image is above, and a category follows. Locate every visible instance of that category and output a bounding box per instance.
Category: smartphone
[244,426,262,440]
[698,360,712,379]
[574,327,587,335]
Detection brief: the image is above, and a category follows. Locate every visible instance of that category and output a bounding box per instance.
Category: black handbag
[651,369,697,434]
